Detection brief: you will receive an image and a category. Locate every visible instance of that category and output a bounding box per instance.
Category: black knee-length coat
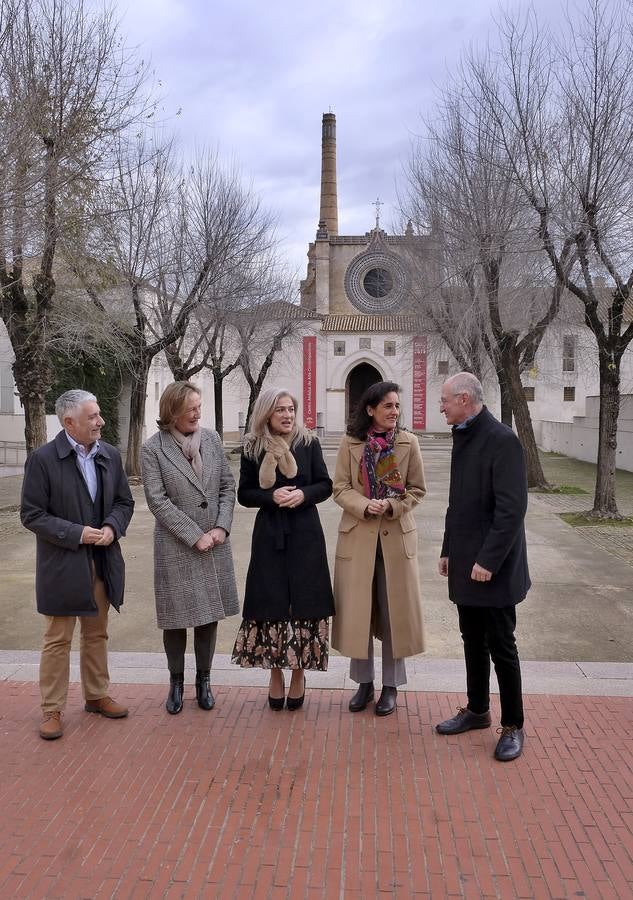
[441,407,531,607]
[238,437,334,621]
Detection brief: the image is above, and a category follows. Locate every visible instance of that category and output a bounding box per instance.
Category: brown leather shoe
[40,710,63,740]
[85,696,129,718]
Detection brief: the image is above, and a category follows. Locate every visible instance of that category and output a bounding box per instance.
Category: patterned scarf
[169,425,203,482]
[359,427,406,499]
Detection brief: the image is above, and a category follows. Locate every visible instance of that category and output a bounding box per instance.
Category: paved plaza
[0,445,632,898]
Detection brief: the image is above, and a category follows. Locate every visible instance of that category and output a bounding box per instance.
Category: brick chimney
[317,112,338,237]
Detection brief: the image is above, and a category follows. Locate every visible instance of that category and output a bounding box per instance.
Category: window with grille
[524,386,535,402]
[563,335,575,372]
[384,340,396,357]
[437,360,449,375]
[333,340,346,356]
[563,386,575,402]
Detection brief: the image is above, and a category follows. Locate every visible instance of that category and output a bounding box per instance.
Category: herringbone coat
[141,428,239,629]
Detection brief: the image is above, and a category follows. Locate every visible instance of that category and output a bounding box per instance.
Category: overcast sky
[118,0,560,281]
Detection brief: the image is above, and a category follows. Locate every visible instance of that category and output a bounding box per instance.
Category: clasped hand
[195,528,227,552]
[81,525,115,546]
[273,485,305,508]
[365,498,390,516]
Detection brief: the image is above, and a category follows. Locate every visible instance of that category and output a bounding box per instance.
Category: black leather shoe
[494,726,525,761]
[349,682,374,712]
[436,707,491,735]
[166,674,184,715]
[286,674,305,711]
[195,670,215,710]
[375,686,397,717]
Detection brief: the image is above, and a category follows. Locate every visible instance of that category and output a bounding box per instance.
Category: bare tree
[157,162,278,438]
[403,84,573,489]
[471,0,633,516]
[234,260,311,429]
[0,0,148,452]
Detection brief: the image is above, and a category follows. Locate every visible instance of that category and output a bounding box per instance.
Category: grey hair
[55,389,98,425]
[243,386,314,460]
[447,372,484,404]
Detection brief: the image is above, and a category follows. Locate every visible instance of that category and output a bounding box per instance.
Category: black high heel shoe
[268,671,285,710]
[286,673,305,711]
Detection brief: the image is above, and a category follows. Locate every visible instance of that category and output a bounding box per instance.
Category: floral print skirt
[231,618,329,671]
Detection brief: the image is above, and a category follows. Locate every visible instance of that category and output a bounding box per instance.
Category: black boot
[375,686,397,717]
[166,673,184,715]
[349,682,375,712]
[195,670,215,710]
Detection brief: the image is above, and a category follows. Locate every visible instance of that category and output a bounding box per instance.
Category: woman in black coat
[231,387,334,709]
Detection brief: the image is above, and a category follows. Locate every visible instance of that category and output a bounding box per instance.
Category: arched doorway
[345,362,382,424]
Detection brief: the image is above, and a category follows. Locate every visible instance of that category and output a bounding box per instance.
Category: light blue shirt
[65,431,100,502]
[454,414,478,431]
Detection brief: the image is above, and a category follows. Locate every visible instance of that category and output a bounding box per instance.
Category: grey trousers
[349,543,407,688]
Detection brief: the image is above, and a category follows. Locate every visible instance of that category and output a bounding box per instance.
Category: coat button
[382,530,389,536]
[200,501,208,509]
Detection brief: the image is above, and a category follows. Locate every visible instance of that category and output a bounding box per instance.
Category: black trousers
[163,622,218,675]
[457,604,524,728]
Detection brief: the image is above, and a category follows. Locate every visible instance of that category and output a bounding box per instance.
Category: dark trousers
[457,604,524,728]
[163,622,218,675]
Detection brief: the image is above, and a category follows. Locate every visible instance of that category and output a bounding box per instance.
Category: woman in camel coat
[332,381,426,716]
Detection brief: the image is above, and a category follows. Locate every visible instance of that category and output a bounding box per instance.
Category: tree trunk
[503,349,550,489]
[592,353,621,517]
[11,343,51,454]
[497,366,513,428]
[125,353,151,477]
[213,371,224,439]
[245,390,256,433]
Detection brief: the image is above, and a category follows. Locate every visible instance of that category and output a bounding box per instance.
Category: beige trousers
[39,575,111,713]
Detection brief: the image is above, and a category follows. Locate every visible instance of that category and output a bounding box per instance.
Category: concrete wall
[540,395,633,472]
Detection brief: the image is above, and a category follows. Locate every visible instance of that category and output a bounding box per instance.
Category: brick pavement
[1,681,632,899]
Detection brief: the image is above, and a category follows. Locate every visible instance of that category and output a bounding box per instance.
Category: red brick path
[1,682,632,899]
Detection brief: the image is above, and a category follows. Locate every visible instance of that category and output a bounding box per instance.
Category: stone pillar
[318,112,338,237]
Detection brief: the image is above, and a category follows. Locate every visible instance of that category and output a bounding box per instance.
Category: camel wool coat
[331,430,426,660]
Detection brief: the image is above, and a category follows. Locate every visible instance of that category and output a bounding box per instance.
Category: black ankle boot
[195,670,215,710]
[166,674,184,714]
[349,682,375,712]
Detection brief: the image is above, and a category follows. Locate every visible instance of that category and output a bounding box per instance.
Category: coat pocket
[336,512,359,559]
[399,517,418,559]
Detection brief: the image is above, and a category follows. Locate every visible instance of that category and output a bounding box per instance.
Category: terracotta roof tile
[320,315,422,333]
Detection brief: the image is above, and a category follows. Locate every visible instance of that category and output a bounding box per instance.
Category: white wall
[540,395,633,472]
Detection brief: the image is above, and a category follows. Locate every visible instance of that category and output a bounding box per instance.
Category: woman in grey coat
[141,381,239,714]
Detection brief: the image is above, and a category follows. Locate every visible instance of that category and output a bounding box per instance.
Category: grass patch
[533,484,588,495]
[559,512,633,527]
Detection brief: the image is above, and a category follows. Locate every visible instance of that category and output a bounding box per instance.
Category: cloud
[115,0,566,275]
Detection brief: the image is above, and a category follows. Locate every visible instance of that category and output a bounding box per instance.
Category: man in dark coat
[436,372,530,761]
[21,390,134,740]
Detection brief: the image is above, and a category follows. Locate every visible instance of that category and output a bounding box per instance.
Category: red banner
[302,336,317,429]
[412,336,427,430]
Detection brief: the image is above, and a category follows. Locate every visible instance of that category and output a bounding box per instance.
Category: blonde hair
[243,387,314,459]
[157,381,201,431]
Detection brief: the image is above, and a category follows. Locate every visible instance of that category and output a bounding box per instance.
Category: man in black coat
[436,372,530,761]
[21,390,134,740]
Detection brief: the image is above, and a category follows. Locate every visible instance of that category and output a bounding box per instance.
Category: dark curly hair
[346,381,401,440]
